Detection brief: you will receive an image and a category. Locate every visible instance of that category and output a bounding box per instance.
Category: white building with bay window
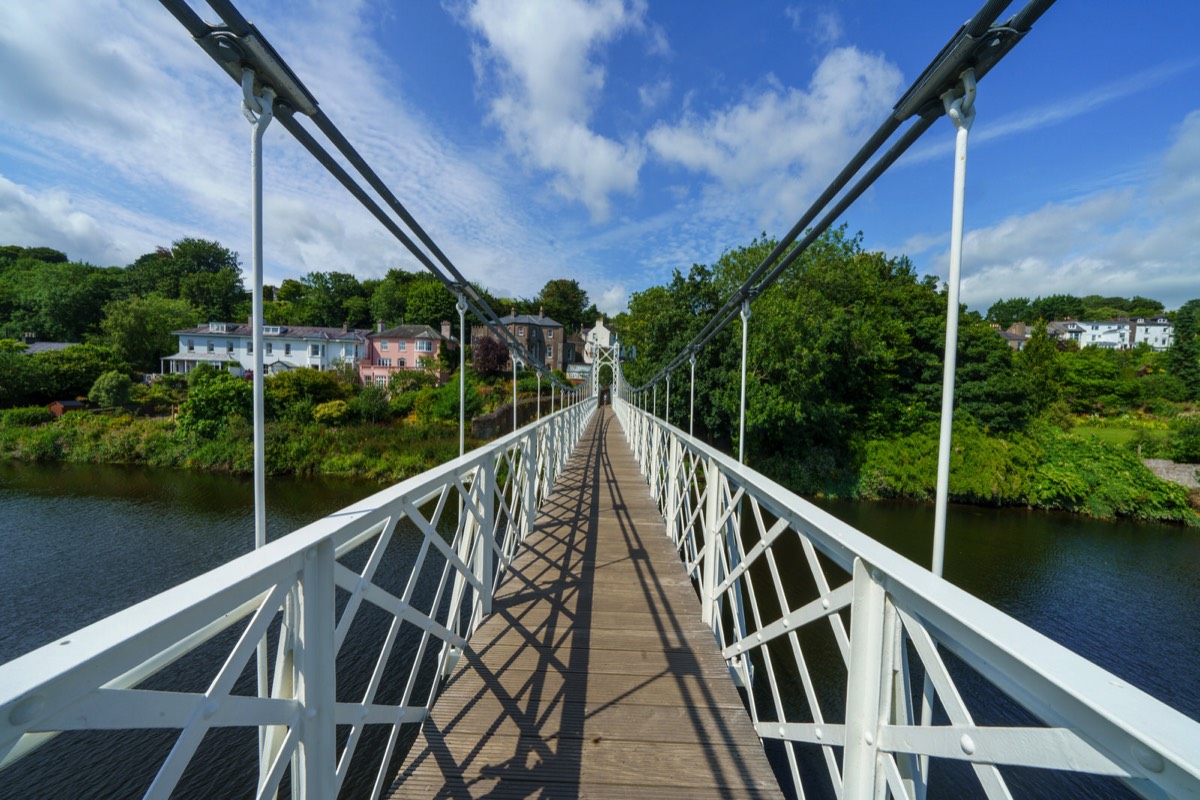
[161,322,368,376]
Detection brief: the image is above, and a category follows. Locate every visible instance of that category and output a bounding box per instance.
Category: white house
[1046,317,1175,352]
[1131,317,1175,350]
[582,318,616,364]
[162,322,368,376]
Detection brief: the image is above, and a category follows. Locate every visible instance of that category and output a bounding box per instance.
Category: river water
[1,461,1198,797]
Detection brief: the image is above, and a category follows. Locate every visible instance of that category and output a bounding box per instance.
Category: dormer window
[209,322,228,333]
[263,325,282,335]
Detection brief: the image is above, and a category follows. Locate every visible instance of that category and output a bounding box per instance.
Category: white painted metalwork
[689,353,696,438]
[0,400,596,799]
[931,69,976,579]
[241,67,274,555]
[613,394,1200,800]
[738,298,751,464]
[457,294,467,457]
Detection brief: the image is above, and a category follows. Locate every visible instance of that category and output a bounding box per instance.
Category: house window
[207,341,214,353]
[227,341,234,353]
[284,343,291,356]
[547,345,553,358]
[247,341,253,354]
[398,358,406,368]
[416,340,433,353]
[187,339,194,352]
[379,358,391,367]
[396,341,406,350]
[381,340,389,350]
[547,330,554,340]
[375,376,386,386]
[310,344,320,357]
[265,342,273,355]
[517,326,525,336]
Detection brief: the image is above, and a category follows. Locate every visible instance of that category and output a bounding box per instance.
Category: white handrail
[0,398,596,799]
[614,394,1200,800]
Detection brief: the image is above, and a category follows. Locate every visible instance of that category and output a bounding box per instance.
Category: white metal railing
[614,395,1200,800]
[0,398,595,799]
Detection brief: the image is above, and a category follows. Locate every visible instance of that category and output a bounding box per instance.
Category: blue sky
[1,0,1197,315]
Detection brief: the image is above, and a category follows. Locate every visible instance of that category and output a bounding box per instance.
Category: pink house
[359,322,456,386]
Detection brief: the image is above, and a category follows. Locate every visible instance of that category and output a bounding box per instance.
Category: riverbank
[0,412,471,483]
[759,420,1199,526]
[4,410,1198,526]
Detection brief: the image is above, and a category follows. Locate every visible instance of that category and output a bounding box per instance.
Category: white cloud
[462,0,649,220]
[940,110,1200,311]
[638,79,671,110]
[595,283,628,315]
[646,47,903,229]
[0,177,120,263]
[0,0,604,301]
[784,5,843,45]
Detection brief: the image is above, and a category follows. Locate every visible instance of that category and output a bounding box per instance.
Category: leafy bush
[388,370,437,394]
[177,372,252,438]
[266,368,345,410]
[1,405,54,427]
[1171,419,1200,463]
[89,370,133,407]
[313,399,350,426]
[349,384,391,423]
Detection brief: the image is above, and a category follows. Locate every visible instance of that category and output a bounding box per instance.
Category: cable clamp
[941,68,976,132]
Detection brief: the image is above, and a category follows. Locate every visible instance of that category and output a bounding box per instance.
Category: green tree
[180,267,245,322]
[98,294,198,373]
[296,271,367,327]
[1167,299,1200,399]
[537,279,589,332]
[986,297,1031,328]
[88,370,133,407]
[1016,320,1063,416]
[0,258,123,340]
[406,279,456,328]
[125,239,240,300]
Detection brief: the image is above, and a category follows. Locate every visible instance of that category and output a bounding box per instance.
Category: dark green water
[1,462,1197,797]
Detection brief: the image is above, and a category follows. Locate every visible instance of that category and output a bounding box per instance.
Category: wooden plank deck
[390,407,782,799]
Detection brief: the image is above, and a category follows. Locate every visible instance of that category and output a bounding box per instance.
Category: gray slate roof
[499,314,564,328]
[172,323,368,341]
[371,324,452,341]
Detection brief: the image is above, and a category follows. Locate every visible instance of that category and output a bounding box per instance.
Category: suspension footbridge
[2,0,1200,798]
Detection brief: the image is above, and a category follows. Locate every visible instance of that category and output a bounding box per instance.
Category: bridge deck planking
[390,407,781,799]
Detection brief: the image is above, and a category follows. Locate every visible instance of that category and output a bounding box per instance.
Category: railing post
[842,558,889,800]
[476,455,496,622]
[700,457,721,629]
[297,539,336,799]
[689,353,696,438]
[932,68,976,578]
[457,295,467,457]
[666,433,680,544]
[521,430,537,539]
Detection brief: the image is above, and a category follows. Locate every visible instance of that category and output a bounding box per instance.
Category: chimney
[441,320,452,339]
[342,321,349,333]
[376,320,384,334]
[510,306,516,318]
[22,332,36,345]
[539,305,544,319]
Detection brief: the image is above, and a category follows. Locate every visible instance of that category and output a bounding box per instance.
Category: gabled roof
[371,324,452,341]
[171,323,369,341]
[499,314,564,328]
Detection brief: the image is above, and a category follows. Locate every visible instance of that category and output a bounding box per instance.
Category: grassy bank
[848,421,1196,525]
[0,411,471,484]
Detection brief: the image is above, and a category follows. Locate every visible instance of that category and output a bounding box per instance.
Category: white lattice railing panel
[0,399,595,799]
[614,395,1200,800]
